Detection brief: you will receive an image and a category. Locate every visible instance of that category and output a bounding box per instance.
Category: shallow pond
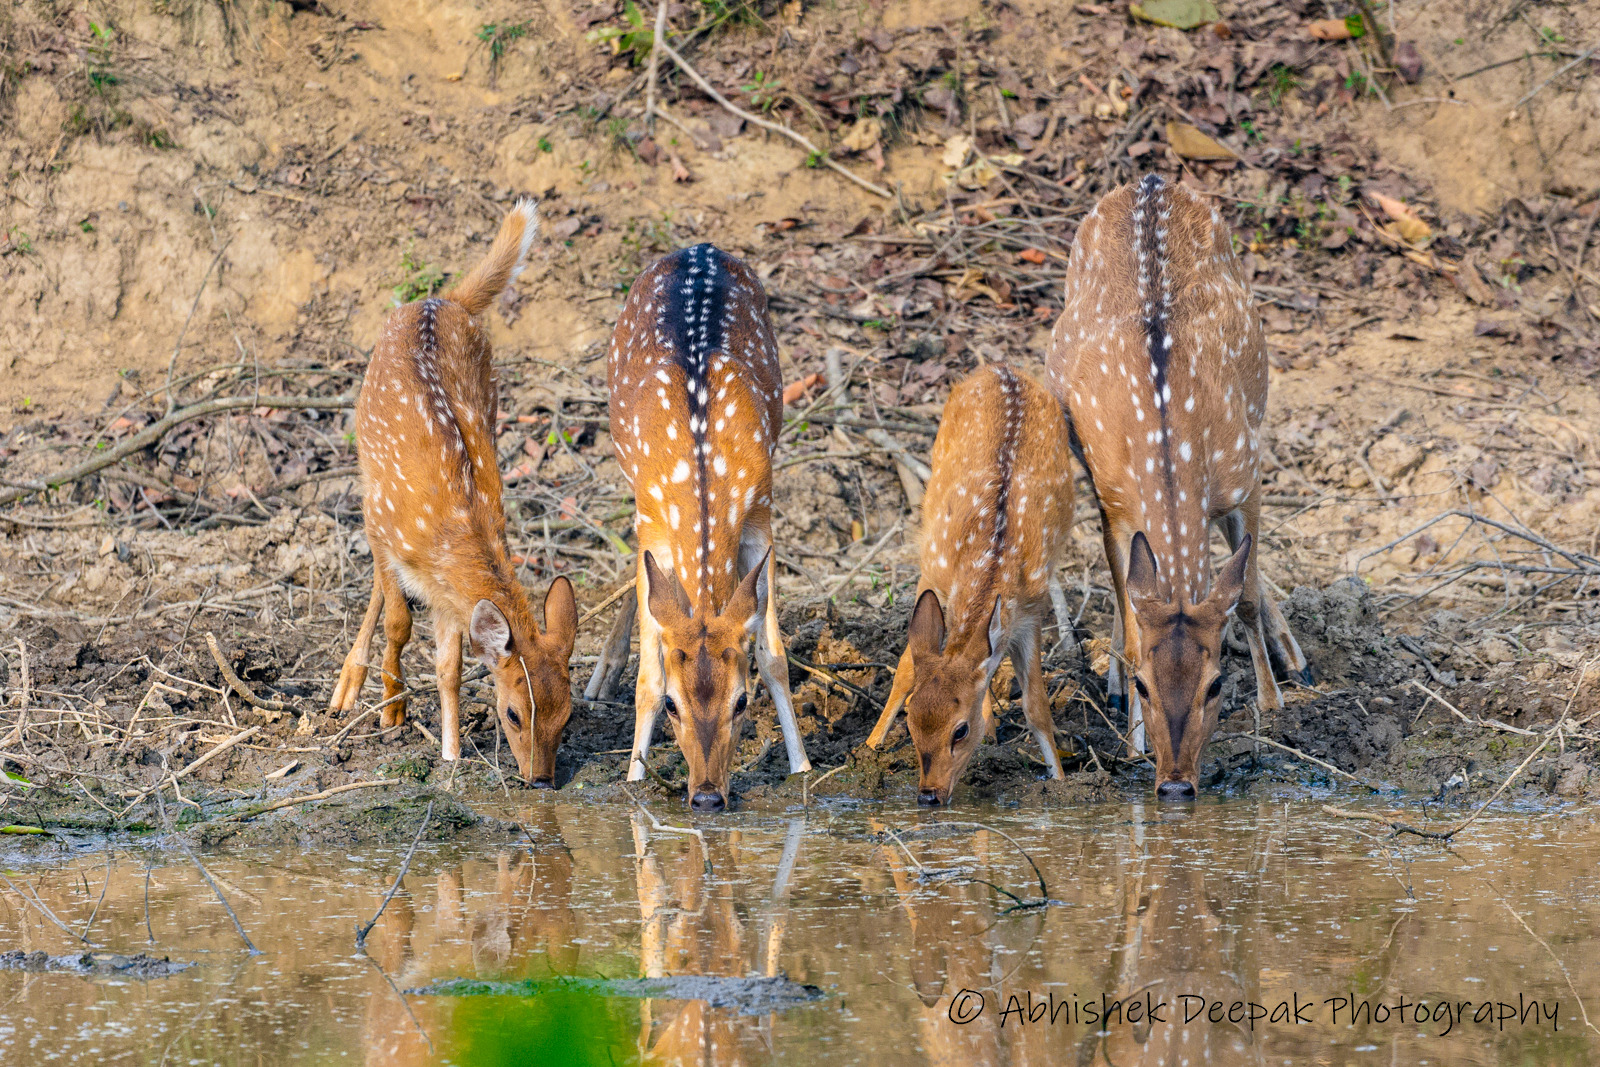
[2,799,1598,1065]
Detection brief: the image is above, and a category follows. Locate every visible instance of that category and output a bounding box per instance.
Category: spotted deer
[599,243,811,811]
[865,364,1075,806]
[1047,174,1311,799]
[329,200,579,785]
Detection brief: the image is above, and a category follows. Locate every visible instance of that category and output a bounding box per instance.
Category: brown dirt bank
[3,0,1600,841]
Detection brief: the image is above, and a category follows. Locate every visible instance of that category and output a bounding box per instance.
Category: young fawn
[601,243,811,811]
[865,364,1075,806]
[1047,174,1311,799]
[329,200,579,785]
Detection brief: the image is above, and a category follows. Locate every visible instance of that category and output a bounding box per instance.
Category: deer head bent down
[603,244,811,810]
[866,364,1075,806]
[330,200,579,784]
[1047,175,1312,798]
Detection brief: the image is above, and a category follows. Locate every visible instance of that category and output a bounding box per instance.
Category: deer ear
[1211,533,1252,614]
[981,595,1007,676]
[470,599,514,669]
[542,576,578,655]
[905,588,946,656]
[1125,531,1161,607]
[643,550,691,626]
[722,547,770,636]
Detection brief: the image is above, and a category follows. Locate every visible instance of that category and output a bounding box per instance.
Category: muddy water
[2,800,1597,1066]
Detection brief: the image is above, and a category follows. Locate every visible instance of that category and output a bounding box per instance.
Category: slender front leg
[1047,575,1074,653]
[1222,502,1283,716]
[586,587,638,701]
[628,579,664,783]
[1261,594,1314,686]
[375,559,413,728]
[865,643,916,749]
[1017,624,1064,779]
[1100,514,1145,754]
[330,579,383,714]
[435,617,463,761]
[757,551,811,774]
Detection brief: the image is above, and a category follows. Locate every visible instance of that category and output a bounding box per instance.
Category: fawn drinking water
[329,200,579,785]
[599,243,811,811]
[865,363,1076,806]
[1047,174,1311,799]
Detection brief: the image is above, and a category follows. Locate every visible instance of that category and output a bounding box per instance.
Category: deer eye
[733,693,749,717]
[662,695,679,720]
[505,708,522,729]
[951,721,969,746]
[1205,676,1223,703]
[1133,676,1151,702]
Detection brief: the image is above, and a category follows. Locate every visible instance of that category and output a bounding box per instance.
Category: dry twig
[650,34,892,200]
[355,799,434,947]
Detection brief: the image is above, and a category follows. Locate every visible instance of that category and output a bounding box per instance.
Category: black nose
[690,791,725,812]
[1156,779,1197,801]
[530,777,554,790]
[917,789,942,807]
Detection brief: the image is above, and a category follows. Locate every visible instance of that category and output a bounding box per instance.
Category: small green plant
[1343,13,1366,37]
[587,2,654,66]
[1344,70,1372,96]
[805,150,824,168]
[79,218,95,232]
[536,136,553,153]
[3,226,33,254]
[1239,118,1264,143]
[85,22,120,92]
[1537,26,1565,44]
[145,127,176,149]
[741,70,782,112]
[477,21,531,83]
[1265,64,1300,107]
[392,244,445,305]
[861,318,896,331]
[477,20,530,61]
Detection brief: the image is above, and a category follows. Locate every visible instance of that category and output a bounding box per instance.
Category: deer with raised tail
[329,200,579,785]
[597,243,811,811]
[864,363,1076,806]
[1047,174,1312,800]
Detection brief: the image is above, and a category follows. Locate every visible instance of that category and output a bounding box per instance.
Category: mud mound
[1282,577,1406,688]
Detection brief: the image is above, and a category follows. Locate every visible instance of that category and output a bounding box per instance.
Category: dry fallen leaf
[941,133,974,169]
[1453,253,1496,306]
[1165,121,1239,160]
[1019,248,1047,264]
[1128,0,1218,29]
[669,152,692,182]
[1372,193,1431,244]
[1307,18,1354,39]
[782,372,826,406]
[838,117,882,155]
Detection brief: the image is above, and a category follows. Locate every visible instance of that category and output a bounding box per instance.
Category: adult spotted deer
[329,200,579,785]
[1047,174,1311,799]
[865,364,1075,806]
[599,243,811,811]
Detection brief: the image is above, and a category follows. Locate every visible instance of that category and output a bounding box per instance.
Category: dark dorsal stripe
[419,297,442,353]
[1133,174,1172,412]
[989,363,1022,569]
[662,243,733,602]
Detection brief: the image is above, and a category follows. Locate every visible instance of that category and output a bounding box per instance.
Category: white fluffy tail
[443,198,538,315]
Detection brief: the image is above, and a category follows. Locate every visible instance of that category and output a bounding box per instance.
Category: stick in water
[355,800,434,947]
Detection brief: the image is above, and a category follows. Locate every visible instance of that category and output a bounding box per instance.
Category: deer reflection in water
[1082,803,1267,1067]
[361,807,581,1065]
[633,814,805,1066]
